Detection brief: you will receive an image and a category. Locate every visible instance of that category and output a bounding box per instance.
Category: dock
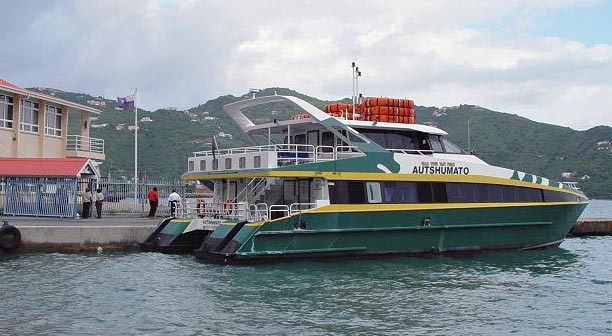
[569,218,612,237]
[1,216,610,253]
[1,216,157,252]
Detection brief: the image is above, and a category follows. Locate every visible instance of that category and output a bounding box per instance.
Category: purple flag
[117,95,135,109]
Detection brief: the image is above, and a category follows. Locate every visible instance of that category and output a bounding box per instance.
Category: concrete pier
[1,216,157,252]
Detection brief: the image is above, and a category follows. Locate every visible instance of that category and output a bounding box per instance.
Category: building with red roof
[0,79,106,217]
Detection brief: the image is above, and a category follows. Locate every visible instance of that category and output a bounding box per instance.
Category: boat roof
[223,95,447,136]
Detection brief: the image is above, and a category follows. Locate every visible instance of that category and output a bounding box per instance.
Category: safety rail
[176,201,317,223]
[289,202,316,214]
[189,144,363,171]
[387,148,434,155]
[66,135,105,154]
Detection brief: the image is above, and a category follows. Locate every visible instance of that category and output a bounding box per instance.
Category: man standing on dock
[168,189,181,217]
[148,187,159,218]
[94,188,104,219]
[81,187,92,219]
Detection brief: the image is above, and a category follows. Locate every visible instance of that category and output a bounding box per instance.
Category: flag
[117,95,135,109]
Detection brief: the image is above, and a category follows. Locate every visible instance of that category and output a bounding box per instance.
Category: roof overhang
[0,158,101,178]
[0,79,101,115]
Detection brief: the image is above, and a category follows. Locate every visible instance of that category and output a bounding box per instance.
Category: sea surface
[1,201,611,335]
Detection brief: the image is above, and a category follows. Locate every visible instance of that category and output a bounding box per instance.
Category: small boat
[173,91,587,263]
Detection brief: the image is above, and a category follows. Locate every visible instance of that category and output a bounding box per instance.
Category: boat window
[239,157,246,169]
[441,137,466,154]
[355,128,418,150]
[188,161,194,172]
[199,160,206,171]
[428,135,444,153]
[322,132,334,146]
[212,159,219,170]
[328,181,366,204]
[366,182,382,203]
[295,134,306,145]
[254,156,261,168]
[330,181,564,205]
[224,158,232,169]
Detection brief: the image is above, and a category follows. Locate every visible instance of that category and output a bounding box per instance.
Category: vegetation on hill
[32,88,612,199]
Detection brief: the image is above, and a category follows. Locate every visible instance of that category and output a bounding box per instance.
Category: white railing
[177,201,317,223]
[190,144,363,170]
[66,135,105,154]
[387,148,434,155]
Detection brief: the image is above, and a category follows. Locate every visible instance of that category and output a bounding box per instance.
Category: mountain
[32,88,612,199]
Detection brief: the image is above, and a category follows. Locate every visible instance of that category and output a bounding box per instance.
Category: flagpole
[134,88,138,206]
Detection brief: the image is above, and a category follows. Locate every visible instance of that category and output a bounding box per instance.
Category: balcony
[65,135,105,160]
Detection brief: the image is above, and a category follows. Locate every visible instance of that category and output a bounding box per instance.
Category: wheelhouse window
[20,99,39,133]
[441,137,466,154]
[44,104,62,136]
[0,94,13,129]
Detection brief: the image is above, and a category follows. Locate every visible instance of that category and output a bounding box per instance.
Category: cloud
[1,0,610,130]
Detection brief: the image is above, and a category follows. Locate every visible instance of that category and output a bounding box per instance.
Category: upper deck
[183,95,480,178]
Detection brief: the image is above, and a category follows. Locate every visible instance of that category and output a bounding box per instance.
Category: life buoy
[0,224,21,251]
[223,199,234,215]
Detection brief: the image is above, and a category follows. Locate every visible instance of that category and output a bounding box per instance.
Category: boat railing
[269,204,290,219]
[315,145,335,161]
[249,203,269,221]
[289,202,317,214]
[336,145,361,159]
[387,148,435,155]
[562,182,580,190]
[177,201,317,223]
[188,144,364,172]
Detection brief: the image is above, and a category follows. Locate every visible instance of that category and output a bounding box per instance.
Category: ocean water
[0,202,611,335]
[580,199,612,219]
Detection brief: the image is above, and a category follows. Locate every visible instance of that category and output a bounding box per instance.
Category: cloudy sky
[2,0,611,130]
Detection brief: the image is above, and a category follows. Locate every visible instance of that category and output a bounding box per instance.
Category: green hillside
[32,88,612,198]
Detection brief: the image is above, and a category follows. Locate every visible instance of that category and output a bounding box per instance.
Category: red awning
[0,158,99,177]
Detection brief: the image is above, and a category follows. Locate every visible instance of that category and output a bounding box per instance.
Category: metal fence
[0,177,189,217]
[2,177,78,217]
[93,178,188,216]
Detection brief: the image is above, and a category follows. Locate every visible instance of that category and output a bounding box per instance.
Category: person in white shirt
[168,190,181,217]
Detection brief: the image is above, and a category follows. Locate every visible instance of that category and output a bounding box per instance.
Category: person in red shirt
[147,187,159,218]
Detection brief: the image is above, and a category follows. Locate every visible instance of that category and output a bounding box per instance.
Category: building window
[20,99,39,133]
[0,94,13,129]
[44,104,62,136]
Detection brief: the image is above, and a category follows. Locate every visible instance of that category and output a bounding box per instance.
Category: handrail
[387,148,434,155]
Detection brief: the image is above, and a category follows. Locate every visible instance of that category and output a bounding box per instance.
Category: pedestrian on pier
[148,187,159,218]
[81,187,92,219]
[94,188,104,219]
[168,189,181,217]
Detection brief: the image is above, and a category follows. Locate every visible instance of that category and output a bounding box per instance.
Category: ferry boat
[158,91,590,264]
